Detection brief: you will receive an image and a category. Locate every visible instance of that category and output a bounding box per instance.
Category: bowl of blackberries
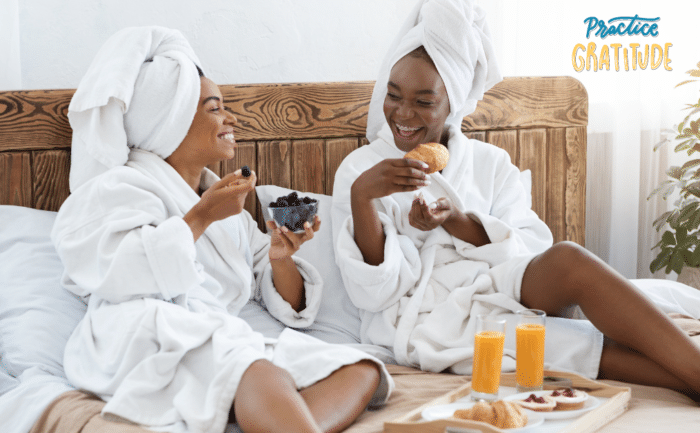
[267,191,318,232]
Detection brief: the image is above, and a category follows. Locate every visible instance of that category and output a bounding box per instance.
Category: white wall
[13,0,411,90]
[0,0,21,90]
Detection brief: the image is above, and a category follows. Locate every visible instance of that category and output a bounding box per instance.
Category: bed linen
[25,364,699,433]
[2,201,700,432]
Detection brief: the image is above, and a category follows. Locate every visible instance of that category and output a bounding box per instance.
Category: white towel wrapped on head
[68,26,202,192]
[366,0,502,142]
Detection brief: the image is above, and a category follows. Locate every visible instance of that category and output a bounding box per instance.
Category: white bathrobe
[52,149,392,433]
[332,124,605,377]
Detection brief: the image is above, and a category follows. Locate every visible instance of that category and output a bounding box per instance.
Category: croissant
[453,400,528,429]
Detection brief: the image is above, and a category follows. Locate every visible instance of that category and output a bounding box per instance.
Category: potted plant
[649,61,700,281]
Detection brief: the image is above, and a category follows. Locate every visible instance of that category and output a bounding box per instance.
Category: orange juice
[471,330,505,394]
[516,323,546,389]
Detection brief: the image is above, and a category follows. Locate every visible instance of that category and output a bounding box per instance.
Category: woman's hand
[200,170,256,220]
[184,169,256,241]
[267,215,321,312]
[267,214,321,261]
[409,194,455,231]
[351,158,431,201]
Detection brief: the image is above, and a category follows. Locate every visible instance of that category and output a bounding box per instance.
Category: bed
[1,77,699,432]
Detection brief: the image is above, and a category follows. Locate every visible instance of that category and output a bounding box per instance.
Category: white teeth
[221,133,235,142]
[397,124,420,132]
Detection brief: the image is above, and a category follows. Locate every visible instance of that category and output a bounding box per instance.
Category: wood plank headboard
[0,76,587,245]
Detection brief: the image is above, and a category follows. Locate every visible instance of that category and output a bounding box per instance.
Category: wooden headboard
[0,77,587,245]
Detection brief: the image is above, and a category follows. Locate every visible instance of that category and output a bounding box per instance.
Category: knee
[543,242,591,275]
[344,360,381,394]
[238,359,296,395]
[534,241,603,291]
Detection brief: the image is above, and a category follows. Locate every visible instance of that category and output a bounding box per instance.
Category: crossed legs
[520,241,700,397]
[232,359,380,433]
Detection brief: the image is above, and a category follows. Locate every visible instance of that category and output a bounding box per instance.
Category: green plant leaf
[689,142,700,158]
[648,180,676,200]
[675,141,691,153]
[683,180,700,198]
[680,201,700,221]
[681,159,700,173]
[662,230,677,246]
[692,209,700,230]
[671,250,685,274]
[667,166,684,180]
[652,211,673,231]
[676,227,688,243]
[691,248,700,268]
[650,248,673,273]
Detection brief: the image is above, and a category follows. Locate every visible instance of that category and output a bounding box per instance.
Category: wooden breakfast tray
[384,370,631,433]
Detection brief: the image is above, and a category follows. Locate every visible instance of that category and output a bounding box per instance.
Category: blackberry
[241,165,251,177]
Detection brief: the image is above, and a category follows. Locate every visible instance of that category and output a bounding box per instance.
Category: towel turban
[67,26,202,191]
[367,0,502,142]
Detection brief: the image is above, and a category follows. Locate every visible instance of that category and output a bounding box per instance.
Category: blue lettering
[584,17,599,38]
[587,15,660,39]
[649,23,659,37]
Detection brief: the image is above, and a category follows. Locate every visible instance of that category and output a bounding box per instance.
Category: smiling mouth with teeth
[220,132,235,143]
[396,124,422,138]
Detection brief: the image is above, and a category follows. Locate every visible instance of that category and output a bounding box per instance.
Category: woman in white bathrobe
[332,0,700,400]
[51,27,392,433]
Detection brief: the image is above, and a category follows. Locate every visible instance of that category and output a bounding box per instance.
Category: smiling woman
[166,78,239,195]
[331,0,700,403]
[48,25,393,433]
[383,47,451,151]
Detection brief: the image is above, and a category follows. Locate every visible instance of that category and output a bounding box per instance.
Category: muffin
[403,142,449,174]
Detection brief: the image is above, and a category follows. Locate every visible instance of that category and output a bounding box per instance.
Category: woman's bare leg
[520,241,700,394]
[299,360,381,433]
[232,360,321,433]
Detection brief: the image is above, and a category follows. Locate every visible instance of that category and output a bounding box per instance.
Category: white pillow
[0,205,87,379]
[255,185,361,344]
[520,169,532,209]
[0,367,18,396]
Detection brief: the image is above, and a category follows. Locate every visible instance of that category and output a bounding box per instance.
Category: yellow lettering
[572,44,586,72]
[610,43,622,71]
[651,44,663,69]
[630,43,640,70]
[637,44,649,69]
[600,45,610,71]
[623,48,629,71]
[586,42,598,71]
[664,43,673,71]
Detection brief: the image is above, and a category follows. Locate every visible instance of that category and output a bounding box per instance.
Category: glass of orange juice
[471,314,506,401]
[516,309,547,393]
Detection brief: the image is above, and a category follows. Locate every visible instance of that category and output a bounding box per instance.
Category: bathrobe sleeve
[51,169,204,303]
[453,147,553,265]
[243,211,323,327]
[331,149,424,313]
